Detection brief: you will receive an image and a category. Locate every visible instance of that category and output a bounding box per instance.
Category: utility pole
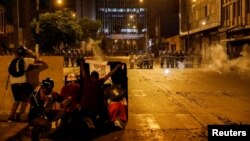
[35,0,40,57]
[13,0,20,49]
[187,0,190,51]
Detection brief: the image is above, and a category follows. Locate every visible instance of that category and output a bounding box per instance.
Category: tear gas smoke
[177,61,185,69]
[86,39,106,61]
[206,44,250,73]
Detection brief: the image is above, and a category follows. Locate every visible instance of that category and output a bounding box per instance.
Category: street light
[72,13,76,18]
[50,0,64,11]
[57,0,63,5]
[130,15,134,19]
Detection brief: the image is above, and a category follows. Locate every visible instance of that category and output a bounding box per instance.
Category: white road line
[132,90,146,97]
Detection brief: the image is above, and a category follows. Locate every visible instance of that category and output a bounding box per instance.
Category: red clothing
[108,102,127,122]
[80,77,105,114]
[60,83,81,111]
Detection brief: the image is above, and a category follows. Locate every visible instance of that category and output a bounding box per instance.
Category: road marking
[135,114,164,140]
[132,90,146,97]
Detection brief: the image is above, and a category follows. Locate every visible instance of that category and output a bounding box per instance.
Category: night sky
[0,0,50,23]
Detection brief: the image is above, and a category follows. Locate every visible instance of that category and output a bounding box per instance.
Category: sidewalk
[0,122,29,141]
[0,113,28,122]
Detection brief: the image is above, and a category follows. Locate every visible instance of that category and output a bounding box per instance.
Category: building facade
[0,4,7,54]
[180,0,250,63]
[220,0,250,59]
[0,4,4,34]
[1,0,180,55]
[95,0,147,55]
[179,0,221,62]
[75,0,95,20]
[77,0,179,55]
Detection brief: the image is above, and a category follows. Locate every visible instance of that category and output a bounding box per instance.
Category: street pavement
[1,57,250,141]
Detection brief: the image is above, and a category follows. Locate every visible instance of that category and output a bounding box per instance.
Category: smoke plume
[86,39,106,61]
[207,44,250,73]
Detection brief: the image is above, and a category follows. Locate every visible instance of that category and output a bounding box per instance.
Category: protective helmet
[66,73,77,81]
[17,45,27,57]
[41,77,54,94]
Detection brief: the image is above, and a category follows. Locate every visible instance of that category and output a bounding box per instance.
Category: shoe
[114,118,123,129]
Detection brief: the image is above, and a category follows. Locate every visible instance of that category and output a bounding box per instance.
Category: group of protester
[7,45,128,141]
[129,52,154,69]
[159,50,202,68]
[62,49,85,68]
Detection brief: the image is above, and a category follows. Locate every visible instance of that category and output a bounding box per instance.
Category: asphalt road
[123,67,250,141]
[4,60,250,141]
[62,64,250,141]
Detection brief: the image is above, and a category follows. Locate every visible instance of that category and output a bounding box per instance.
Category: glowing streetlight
[57,0,62,5]
[50,0,64,11]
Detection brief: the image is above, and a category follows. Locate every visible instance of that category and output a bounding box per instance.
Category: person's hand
[62,96,72,106]
[77,105,82,112]
[26,49,37,58]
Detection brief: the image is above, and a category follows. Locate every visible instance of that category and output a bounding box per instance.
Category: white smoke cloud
[86,38,106,61]
[230,44,250,71]
[207,44,250,73]
[207,44,229,72]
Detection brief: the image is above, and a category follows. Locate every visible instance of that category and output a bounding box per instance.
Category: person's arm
[26,49,37,59]
[103,63,122,82]
[38,60,48,70]
[52,91,72,107]
[26,49,44,65]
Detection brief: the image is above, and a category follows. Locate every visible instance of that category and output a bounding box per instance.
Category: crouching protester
[56,73,82,136]
[103,84,127,129]
[79,60,122,130]
[28,77,72,141]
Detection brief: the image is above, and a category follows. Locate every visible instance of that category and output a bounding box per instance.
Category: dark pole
[14,0,20,49]
[49,0,51,11]
[187,0,190,51]
[35,0,40,57]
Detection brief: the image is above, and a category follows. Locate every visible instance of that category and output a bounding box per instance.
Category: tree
[79,17,101,41]
[31,8,82,53]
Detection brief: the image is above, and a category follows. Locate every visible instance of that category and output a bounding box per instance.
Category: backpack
[8,57,25,77]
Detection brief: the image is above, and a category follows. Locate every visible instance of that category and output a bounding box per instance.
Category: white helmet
[66,73,77,81]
